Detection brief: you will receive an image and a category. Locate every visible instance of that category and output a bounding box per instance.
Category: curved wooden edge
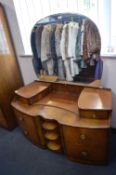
[14,81,50,99]
[11,100,111,129]
[78,87,112,111]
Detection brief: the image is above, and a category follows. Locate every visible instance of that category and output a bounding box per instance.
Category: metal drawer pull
[80,134,86,140]
[92,114,96,118]
[24,130,28,135]
[81,151,88,157]
[19,117,24,121]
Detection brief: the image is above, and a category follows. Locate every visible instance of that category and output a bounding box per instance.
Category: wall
[0,0,37,84]
[101,57,116,128]
[0,0,116,127]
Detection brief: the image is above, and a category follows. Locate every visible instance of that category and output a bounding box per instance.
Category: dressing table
[11,80,112,164]
[11,13,112,164]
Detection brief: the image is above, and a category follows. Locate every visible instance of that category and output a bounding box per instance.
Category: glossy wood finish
[11,101,111,129]
[61,126,109,164]
[11,80,112,164]
[14,109,45,147]
[78,87,112,110]
[78,87,112,119]
[15,82,51,105]
[0,3,23,129]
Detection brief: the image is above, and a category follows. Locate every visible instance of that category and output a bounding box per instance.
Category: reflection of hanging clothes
[67,22,79,77]
[55,24,65,80]
[83,19,101,60]
[60,24,73,81]
[50,25,58,75]
[31,27,42,75]
[75,21,87,70]
[35,25,43,58]
[55,24,63,57]
[41,25,54,75]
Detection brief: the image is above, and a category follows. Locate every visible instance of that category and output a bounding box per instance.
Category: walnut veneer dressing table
[12,13,112,164]
[11,80,112,164]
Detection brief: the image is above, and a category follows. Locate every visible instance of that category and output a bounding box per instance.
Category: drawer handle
[81,151,88,157]
[80,134,87,140]
[19,117,24,121]
[92,114,96,118]
[24,130,28,135]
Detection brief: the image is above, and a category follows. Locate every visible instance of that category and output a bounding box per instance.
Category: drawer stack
[62,126,109,164]
[42,119,62,153]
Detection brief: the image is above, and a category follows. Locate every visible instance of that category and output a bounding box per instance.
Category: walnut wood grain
[78,87,112,110]
[0,4,23,129]
[15,82,50,99]
[11,101,111,129]
[11,81,112,164]
[61,126,109,164]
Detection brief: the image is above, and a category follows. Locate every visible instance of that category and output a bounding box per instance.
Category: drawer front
[62,126,109,163]
[67,144,108,163]
[79,110,109,119]
[62,126,109,145]
[14,110,40,146]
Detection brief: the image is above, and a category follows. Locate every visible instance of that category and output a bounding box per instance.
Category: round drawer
[42,122,57,130]
[47,141,61,151]
[44,132,59,141]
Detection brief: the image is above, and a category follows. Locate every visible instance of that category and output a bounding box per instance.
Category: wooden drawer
[79,110,110,119]
[62,126,109,145]
[15,82,51,105]
[62,126,109,164]
[14,110,41,146]
[67,143,108,164]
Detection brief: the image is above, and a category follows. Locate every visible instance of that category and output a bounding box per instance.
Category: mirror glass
[31,13,102,84]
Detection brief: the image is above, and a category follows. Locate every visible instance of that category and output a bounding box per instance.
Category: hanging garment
[50,25,58,75]
[83,19,101,60]
[75,21,87,71]
[55,24,65,79]
[57,57,65,80]
[60,24,73,81]
[35,25,43,58]
[31,27,42,75]
[67,22,80,77]
[41,24,53,62]
[55,24,63,57]
[41,24,54,75]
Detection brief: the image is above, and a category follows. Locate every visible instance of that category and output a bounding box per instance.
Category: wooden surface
[78,87,112,110]
[0,4,23,129]
[15,82,50,99]
[11,81,112,128]
[39,75,58,82]
[57,80,100,87]
[11,81,112,164]
[62,126,109,164]
[11,101,111,129]
[35,90,79,114]
[14,109,43,147]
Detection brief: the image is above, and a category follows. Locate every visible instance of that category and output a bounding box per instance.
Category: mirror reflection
[31,13,102,85]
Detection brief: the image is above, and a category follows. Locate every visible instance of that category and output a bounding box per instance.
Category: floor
[0,127,116,175]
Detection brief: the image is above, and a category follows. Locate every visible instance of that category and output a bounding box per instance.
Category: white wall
[101,58,116,127]
[1,0,116,127]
